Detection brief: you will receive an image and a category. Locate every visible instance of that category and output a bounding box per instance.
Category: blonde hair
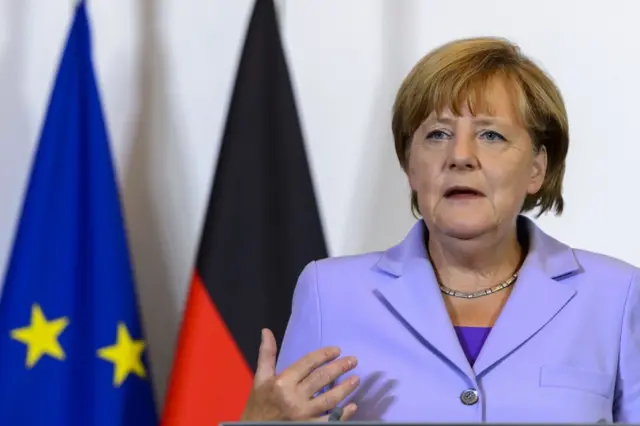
[392,37,569,217]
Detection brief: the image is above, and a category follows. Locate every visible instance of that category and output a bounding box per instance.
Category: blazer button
[460,388,479,405]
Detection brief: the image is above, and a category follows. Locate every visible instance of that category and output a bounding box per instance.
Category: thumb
[254,328,277,383]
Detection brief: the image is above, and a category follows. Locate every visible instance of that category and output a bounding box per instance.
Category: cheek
[407,149,434,191]
[407,158,420,191]
[407,144,450,199]
[491,160,537,197]
[406,146,419,190]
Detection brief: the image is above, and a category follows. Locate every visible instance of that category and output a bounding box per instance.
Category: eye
[425,130,451,141]
[479,130,506,142]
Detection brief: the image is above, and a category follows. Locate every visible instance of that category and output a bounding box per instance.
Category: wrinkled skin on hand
[240,329,360,422]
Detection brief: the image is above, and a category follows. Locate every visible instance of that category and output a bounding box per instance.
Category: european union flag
[0,2,158,425]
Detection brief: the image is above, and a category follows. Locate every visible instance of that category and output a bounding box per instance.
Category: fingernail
[350,376,360,385]
[348,357,357,367]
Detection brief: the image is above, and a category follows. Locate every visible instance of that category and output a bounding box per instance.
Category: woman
[240,37,640,423]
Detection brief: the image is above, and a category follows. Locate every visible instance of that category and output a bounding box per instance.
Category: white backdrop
[1,0,639,409]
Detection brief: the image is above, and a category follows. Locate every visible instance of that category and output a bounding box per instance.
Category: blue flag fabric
[0,2,158,425]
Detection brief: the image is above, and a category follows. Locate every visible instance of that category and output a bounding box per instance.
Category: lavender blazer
[275,217,640,423]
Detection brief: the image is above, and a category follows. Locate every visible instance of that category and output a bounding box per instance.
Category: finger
[339,403,358,421]
[300,356,357,396]
[309,376,360,415]
[314,403,358,422]
[280,346,341,384]
[254,328,277,384]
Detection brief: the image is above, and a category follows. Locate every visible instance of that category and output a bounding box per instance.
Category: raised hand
[240,329,359,422]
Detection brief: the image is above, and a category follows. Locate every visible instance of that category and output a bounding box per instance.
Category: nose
[447,133,479,171]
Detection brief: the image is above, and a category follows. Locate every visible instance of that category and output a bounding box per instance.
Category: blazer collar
[372,215,581,379]
[375,215,581,280]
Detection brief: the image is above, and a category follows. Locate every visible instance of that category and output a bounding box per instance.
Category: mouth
[444,186,485,199]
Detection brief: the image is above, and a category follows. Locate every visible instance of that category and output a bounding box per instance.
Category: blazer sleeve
[275,261,322,374]
[614,268,640,422]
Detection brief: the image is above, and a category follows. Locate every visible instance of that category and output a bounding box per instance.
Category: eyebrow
[432,117,504,127]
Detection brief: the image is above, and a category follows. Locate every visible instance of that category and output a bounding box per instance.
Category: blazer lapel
[373,217,581,380]
[374,221,474,378]
[474,217,580,377]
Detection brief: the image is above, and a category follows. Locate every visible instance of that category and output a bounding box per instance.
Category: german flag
[160,1,328,425]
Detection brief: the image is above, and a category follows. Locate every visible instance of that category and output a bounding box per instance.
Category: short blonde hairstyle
[392,37,569,217]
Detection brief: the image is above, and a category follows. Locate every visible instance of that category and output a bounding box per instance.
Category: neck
[427,222,523,292]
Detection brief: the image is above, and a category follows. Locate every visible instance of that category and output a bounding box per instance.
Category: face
[407,79,547,240]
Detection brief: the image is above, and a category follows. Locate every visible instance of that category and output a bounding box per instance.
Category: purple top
[454,326,492,365]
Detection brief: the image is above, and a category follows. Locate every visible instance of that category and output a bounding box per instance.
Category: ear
[528,145,547,194]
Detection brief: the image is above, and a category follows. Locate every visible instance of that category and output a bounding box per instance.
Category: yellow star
[10,303,69,368]
[97,322,146,387]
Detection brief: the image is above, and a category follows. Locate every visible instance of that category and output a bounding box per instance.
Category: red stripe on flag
[161,273,253,426]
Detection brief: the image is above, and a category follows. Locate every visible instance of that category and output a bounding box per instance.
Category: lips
[444,186,485,198]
